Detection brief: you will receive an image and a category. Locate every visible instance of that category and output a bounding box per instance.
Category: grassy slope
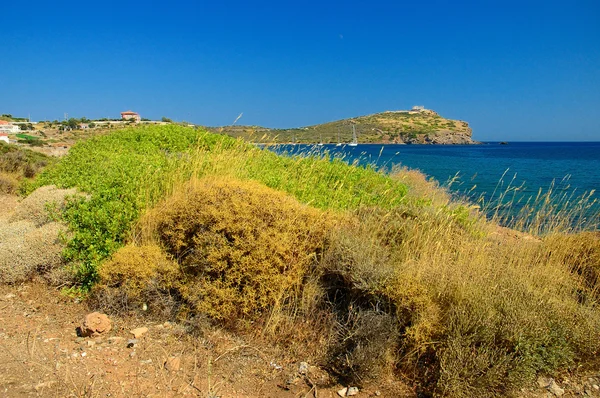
[206,110,474,144]
[25,125,600,396]
[32,125,409,285]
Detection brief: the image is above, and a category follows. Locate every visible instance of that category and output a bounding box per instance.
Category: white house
[0,120,20,133]
[0,133,9,144]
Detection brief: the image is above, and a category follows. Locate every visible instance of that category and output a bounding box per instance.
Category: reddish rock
[80,312,111,337]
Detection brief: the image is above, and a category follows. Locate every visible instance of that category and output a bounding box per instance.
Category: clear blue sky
[1,0,599,141]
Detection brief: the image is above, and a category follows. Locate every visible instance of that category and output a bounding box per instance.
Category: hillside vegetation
[6,125,600,396]
[207,109,476,144]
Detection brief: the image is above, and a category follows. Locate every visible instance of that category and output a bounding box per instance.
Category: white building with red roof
[120,110,141,122]
[0,120,20,134]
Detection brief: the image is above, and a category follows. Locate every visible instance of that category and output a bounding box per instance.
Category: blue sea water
[271,142,600,229]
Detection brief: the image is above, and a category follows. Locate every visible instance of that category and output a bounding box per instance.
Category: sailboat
[336,128,342,146]
[348,125,358,147]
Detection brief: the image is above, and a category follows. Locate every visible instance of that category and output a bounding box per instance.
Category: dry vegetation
[2,125,600,396]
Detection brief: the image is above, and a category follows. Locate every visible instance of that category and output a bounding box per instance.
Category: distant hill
[206,108,477,145]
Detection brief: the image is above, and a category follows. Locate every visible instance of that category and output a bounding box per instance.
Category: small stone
[347,386,359,396]
[374,391,381,396]
[593,385,599,390]
[140,359,153,365]
[4,293,15,299]
[164,356,181,372]
[126,339,139,348]
[81,352,87,357]
[80,312,111,337]
[34,381,56,391]
[130,327,148,339]
[298,361,309,375]
[142,303,148,311]
[337,387,348,397]
[547,379,565,397]
[87,341,95,347]
[538,376,553,389]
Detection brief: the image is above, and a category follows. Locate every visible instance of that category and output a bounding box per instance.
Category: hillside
[2,126,600,397]
[207,108,477,144]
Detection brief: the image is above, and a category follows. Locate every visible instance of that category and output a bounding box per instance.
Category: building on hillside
[0,133,9,144]
[0,120,20,133]
[120,110,141,122]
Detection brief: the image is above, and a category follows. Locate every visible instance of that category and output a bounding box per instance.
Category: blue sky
[1,1,599,141]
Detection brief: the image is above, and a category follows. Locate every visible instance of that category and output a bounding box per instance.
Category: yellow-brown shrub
[98,244,179,300]
[140,177,332,323]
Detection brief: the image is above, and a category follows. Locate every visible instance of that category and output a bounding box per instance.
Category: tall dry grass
[25,126,600,396]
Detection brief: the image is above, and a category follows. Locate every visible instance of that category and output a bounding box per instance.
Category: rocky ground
[0,282,412,397]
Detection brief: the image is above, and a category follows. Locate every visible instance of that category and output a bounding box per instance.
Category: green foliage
[32,125,408,288]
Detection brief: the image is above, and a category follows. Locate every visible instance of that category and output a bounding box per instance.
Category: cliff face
[208,109,477,144]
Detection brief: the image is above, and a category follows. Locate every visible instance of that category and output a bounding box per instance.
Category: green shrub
[31,125,408,288]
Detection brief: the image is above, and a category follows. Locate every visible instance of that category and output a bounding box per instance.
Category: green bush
[31,125,408,288]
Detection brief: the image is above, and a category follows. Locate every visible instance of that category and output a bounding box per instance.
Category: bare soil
[0,281,415,397]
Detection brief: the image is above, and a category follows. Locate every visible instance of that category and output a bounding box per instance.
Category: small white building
[0,120,20,134]
[120,110,141,122]
[0,133,9,144]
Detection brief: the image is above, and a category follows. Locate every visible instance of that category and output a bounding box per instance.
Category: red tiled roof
[0,120,9,125]
[0,133,8,136]
[121,111,139,115]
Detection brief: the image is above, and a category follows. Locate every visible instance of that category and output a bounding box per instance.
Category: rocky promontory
[207,107,478,145]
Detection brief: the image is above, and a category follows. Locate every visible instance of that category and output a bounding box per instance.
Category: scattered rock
[34,381,56,391]
[140,359,153,365]
[538,376,553,389]
[127,339,139,348]
[270,361,282,370]
[80,312,111,337]
[374,391,381,396]
[337,387,348,397]
[298,361,309,375]
[547,380,565,396]
[4,293,15,299]
[87,341,95,347]
[594,384,599,390]
[164,356,181,372]
[347,386,359,396]
[130,327,148,339]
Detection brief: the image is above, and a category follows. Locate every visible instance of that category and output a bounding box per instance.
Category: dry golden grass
[86,167,600,396]
[390,166,450,207]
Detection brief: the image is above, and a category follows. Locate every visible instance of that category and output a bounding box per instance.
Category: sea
[270,142,600,230]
